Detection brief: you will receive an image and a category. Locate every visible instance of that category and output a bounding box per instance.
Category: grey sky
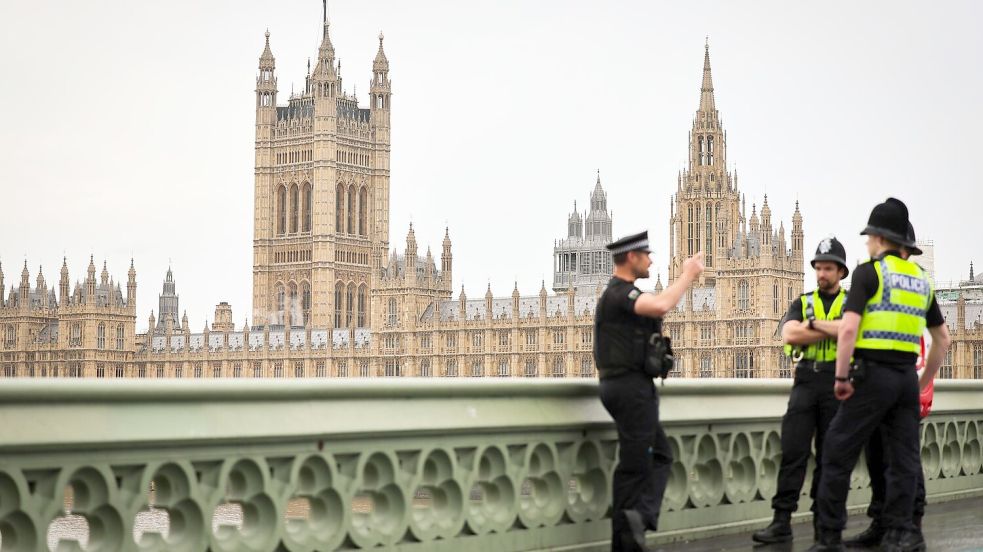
[1,1,981,330]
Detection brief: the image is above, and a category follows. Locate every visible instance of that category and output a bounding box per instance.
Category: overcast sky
[1,1,981,331]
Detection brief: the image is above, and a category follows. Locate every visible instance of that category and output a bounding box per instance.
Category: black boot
[806,529,845,552]
[752,510,793,544]
[880,528,926,552]
[618,509,650,552]
[843,519,885,547]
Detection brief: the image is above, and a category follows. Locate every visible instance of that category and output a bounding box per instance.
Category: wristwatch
[808,318,816,331]
[835,376,849,382]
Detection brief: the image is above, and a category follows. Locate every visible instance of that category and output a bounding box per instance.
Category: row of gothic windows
[697,135,715,166]
[275,281,312,326]
[95,323,126,350]
[336,184,369,236]
[336,282,369,328]
[686,202,723,267]
[694,351,755,378]
[275,183,312,236]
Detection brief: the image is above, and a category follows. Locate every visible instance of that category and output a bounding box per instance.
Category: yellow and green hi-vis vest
[784,288,847,362]
[856,254,932,354]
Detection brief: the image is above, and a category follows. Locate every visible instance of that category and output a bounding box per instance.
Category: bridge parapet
[0,379,980,551]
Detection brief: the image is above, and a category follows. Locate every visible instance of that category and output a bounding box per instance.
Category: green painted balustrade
[0,379,981,551]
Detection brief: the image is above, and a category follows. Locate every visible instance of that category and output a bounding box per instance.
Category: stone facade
[936,264,983,380]
[2,17,977,381]
[0,258,137,377]
[552,174,614,293]
[662,45,805,378]
[251,19,391,330]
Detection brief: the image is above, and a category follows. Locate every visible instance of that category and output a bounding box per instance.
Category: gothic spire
[318,2,336,63]
[700,39,715,113]
[260,29,274,64]
[373,31,389,71]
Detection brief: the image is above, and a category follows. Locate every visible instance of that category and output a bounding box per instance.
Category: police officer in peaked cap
[753,237,849,545]
[593,230,704,551]
[810,199,951,552]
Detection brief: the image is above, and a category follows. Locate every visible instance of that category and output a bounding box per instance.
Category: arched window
[551,357,565,378]
[694,204,701,249]
[358,187,368,236]
[498,358,510,377]
[347,185,355,234]
[387,298,398,327]
[738,280,750,311]
[336,184,345,233]
[687,204,694,255]
[116,325,125,350]
[698,136,705,166]
[288,283,298,325]
[357,285,367,327]
[525,359,537,378]
[735,350,753,378]
[301,282,311,325]
[276,284,286,323]
[705,203,713,267]
[70,323,82,348]
[276,186,287,235]
[289,185,299,233]
[346,283,355,327]
[302,183,312,233]
[3,325,14,348]
[97,323,106,349]
[707,136,714,165]
[334,282,344,328]
[700,354,713,378]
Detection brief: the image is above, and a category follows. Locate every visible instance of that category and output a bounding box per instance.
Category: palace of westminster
[3,16,981,381]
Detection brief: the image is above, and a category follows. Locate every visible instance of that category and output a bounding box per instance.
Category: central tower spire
[700,38,715,113]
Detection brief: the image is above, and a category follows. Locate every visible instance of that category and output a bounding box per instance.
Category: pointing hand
[683,251,705,279]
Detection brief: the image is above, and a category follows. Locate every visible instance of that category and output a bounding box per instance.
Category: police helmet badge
[819,238,833,254]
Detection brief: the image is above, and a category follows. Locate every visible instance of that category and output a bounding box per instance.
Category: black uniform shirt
[843,252,944,364]
[593,276,661,376]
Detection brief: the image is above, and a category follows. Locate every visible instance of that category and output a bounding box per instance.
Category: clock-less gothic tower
[252,12,392,329]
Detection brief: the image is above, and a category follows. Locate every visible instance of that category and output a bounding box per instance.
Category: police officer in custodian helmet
[844,221,930,548]
[810,198,951,552]
[593,231,704,551]
[752,237,849,545]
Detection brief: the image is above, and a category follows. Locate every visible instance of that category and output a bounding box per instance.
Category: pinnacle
[260,29,275,61]
[699,41,716,113]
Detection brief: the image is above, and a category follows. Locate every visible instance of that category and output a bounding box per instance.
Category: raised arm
[634,252,704,318]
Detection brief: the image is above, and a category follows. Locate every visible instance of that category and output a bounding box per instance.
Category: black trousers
[864,423,926,522]
[600,372,673,551]
[773,365,840,513]
[815,363,921,532]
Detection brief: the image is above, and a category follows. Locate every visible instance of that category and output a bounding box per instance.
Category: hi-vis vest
[856,254,933,354]
[784,288,847,362]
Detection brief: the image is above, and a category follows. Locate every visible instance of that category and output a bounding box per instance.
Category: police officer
[594,231,704,552]
[844,222,929,547]
[810,198,951,552]
[752,237,849,545]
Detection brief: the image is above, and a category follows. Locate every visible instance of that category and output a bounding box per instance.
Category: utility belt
[597,334,675,382]
[795,360,836,374]
[847,357,915,385]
